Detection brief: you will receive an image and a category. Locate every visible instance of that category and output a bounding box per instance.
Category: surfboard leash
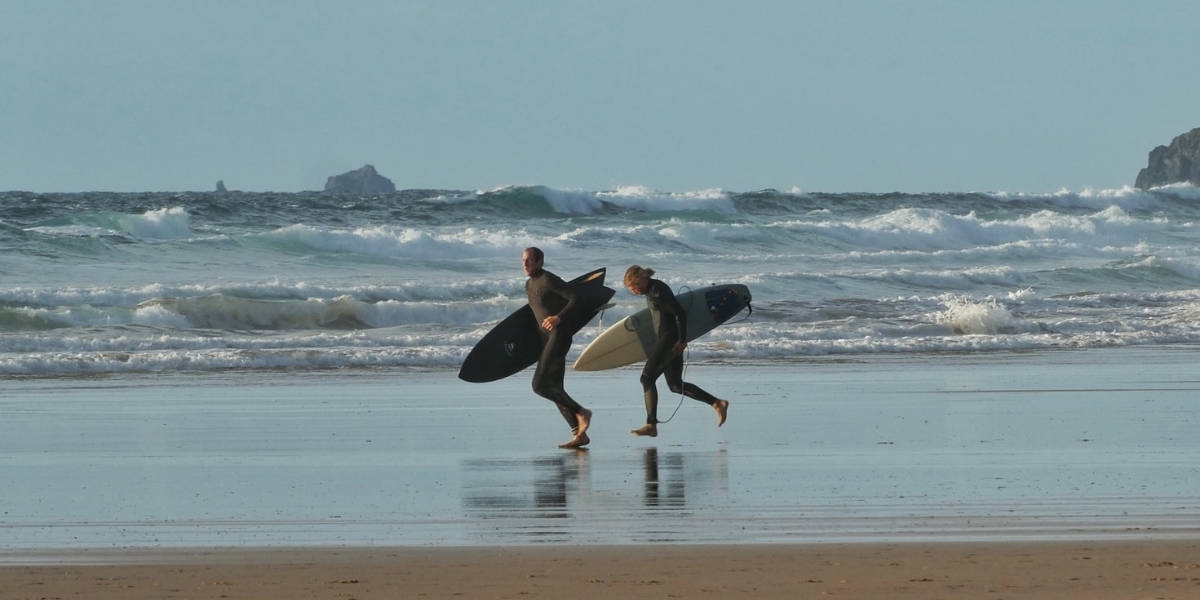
[657,346,688,424]
[659,287,750,424]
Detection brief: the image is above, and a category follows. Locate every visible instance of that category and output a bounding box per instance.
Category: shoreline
[3,540,1199,599]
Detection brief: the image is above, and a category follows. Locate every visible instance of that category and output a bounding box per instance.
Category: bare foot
[630,423,658,437]
[714,399,729,427]
[575,408,592,437]
[559,432,589,449]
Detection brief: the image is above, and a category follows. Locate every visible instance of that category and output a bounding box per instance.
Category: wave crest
[27,206,191,241]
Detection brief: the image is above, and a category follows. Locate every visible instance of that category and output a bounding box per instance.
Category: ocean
[4,184,1200,550]
[4,183,1200,378]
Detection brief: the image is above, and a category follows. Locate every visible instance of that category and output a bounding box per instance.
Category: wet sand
[3,541,1200,599]
[2,346,1199,596]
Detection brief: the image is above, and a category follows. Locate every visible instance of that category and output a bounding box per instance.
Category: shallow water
[2,346,1198,552]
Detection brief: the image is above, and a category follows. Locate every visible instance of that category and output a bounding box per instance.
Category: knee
[639,372,656,390]
[666,380,684,394]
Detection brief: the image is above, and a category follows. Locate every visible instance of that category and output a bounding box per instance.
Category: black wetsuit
[526,268,586,430]
[641,278,719,424]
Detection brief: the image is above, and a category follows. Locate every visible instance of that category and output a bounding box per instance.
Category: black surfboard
[458,267,615,383]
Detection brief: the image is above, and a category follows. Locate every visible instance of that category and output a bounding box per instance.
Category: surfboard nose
[704,284,751,322]
[735,284,751,305]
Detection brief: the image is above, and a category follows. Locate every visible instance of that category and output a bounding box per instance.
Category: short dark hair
[524,246,544,262]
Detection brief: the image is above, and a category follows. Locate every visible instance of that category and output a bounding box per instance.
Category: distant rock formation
[215,180,228,193]
[324,164,396,194]
[1136,127,1200,189]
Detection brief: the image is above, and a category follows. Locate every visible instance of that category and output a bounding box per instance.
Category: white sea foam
[27,206,192,241]
[0,346,466,375]
[1123,255,1200,281]
[772,205,1177,253]
[122,206,192,239]
[1142,181,1200,200]
[7,288,1200,375]
[0,278,529,310]
[932,294,1038,335]
[594,185,736,213]
[473,185,738,215]
[990,185,1162,211]
[260,224,538,259]
[131,295,522,330]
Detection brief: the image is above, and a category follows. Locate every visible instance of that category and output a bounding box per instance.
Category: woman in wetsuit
[623,265,728,437]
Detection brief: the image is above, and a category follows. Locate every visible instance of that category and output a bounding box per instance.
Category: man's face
[522,250,543,276]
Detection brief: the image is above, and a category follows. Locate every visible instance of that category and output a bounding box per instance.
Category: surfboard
[572,283,751,371]
[458,268,616,383]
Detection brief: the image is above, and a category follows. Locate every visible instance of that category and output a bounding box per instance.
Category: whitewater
[4,183,1200,377]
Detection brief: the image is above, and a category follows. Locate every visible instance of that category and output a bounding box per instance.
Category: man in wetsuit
[523,247,592,448]
[623,265,728,437]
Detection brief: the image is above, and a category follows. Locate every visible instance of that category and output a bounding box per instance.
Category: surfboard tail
[574,283,751,371]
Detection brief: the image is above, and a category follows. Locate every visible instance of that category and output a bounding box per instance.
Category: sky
[2,0,1198,194]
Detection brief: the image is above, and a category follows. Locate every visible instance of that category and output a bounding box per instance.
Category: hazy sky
[3,1,1198,193]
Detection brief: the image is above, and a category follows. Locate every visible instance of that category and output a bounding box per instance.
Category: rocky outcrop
[215,180,228,193]
[323,164,396,194]
[1136,128,1200,189]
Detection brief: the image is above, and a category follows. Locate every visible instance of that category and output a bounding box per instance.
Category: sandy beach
[3,542,1200,599]
[2,346,1199,597]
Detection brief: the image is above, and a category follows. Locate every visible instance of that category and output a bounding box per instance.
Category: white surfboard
[573,283,751,371]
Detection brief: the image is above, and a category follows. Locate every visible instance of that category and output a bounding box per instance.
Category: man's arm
[548,283,579,320]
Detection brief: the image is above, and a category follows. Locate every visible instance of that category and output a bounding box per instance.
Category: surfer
[523,247,593,448]
[623,265,729,437]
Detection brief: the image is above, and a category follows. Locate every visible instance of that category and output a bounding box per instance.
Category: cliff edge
[1136,128,1200,189]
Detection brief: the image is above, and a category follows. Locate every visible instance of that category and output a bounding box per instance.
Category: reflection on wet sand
[642,447,684,508]
[461,453,591,520]
[461,448,729,542]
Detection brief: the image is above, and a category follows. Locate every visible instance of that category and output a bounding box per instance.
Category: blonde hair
[623,265,655,288]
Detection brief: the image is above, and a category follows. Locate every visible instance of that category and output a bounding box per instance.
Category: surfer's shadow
[460,448,729,518]
[642,447,685,508]
[460,453,591,519]
[641,447,730,510]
